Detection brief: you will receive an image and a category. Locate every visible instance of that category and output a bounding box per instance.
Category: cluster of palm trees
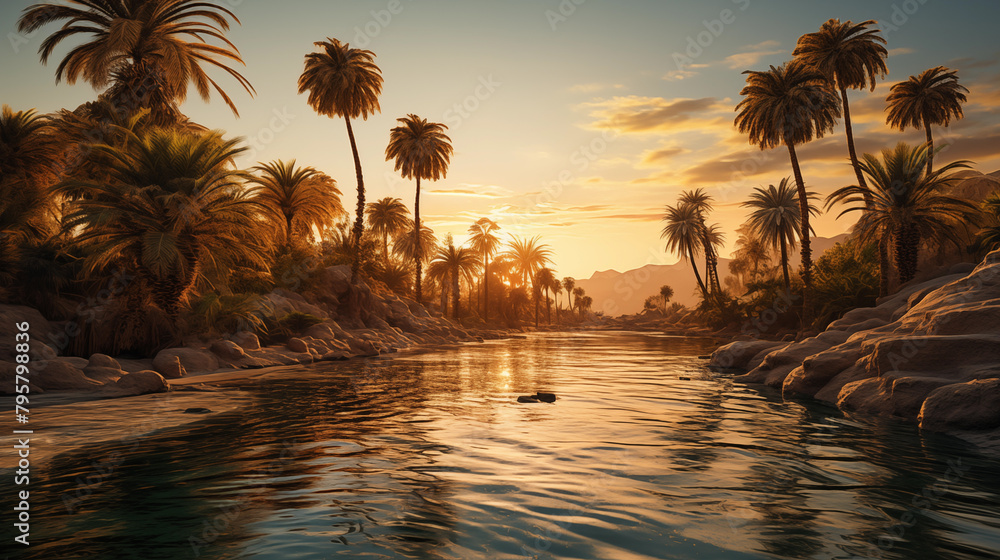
[661,18,989,328]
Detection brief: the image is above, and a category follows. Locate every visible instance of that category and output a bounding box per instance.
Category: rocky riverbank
[0,265,513,399]
[709,250,1000,450]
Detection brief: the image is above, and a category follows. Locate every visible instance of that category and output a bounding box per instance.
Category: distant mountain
[577,234,849,316]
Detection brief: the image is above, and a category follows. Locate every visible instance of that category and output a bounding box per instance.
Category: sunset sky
[4,0,1000,280]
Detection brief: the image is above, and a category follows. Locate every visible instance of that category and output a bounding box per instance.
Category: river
[2,331,999,559]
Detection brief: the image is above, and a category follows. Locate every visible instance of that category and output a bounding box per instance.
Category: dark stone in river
[517,396,540,403]
[184,407,213,414]
[536,392,557,402]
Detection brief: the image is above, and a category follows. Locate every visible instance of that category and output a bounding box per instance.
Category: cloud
[427,183,513,199]
[723,40,785,69]
[570,83,625,94]
[640,146,686,166]
[887,47,914,56]
[663,63,708,82]
[582,96,729,134]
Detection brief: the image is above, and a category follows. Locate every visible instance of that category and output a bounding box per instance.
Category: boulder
[152,348,219,377]
[287,337,309,353]
[210,339,246,360]
[82,366,125,383]
[87,353,121,369]
[919,378,1000,432]
[710,340,788,370]
[31,358,103,391]
[113,370,169,395]
[0,305,56,361]
[230,331,261,351]
[782,340,864,398]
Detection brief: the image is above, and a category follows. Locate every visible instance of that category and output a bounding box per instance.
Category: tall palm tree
[536,267,557,324]
[55,129,270,318]
[572,286,585,318]
[427,239,479,320]
[736,61,840,322]
[552,278,564,323]
[742,178,818,291]
[794,19,890,293]
[18,0,254,124]
[365,197,411,259]
[659,285,674,313]
[826,142,978,285]
[298,38,383,280]
[886,66,968,177]
[385,114,454,302]
[247,160,343,248]
[661,202,709,299]
[679,188,721,295]
[468,217,501,321]
[580,295,593,320]
[563,277,576,316]
[505,235,553,323]
[794,19,887,195]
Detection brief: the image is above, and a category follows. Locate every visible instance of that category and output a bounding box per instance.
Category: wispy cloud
[723,40,785,69]
[581,96,729,134]
[570,82,626,94]
[427,184,514,199]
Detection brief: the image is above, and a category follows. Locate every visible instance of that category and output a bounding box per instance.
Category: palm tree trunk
[452,268,460,320]
[924,120,934,177]
[787,140,812,326]
[345,117,365,283]
[896,223,921,284]
[545,286,551,324]
[483,255,490,322]
[414,175,422,302]
[688,246,709,299]
[285,214,294,247]
[779,234,790,292]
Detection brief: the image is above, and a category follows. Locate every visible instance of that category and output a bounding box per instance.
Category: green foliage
[185,292,270,338]
[812,239,879,329]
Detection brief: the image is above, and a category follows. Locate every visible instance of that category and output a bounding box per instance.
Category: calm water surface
[3,332,1000,559]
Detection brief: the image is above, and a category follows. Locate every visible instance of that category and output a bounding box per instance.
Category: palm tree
[679,188,722,294]
[247,160,343,249]
[552,278,564,323]
[365,197,411,259]
[536,267,557,324]
[973,193,1000,254]
[572,286,585,319]
[505,235,553,324]
[0,106,59,289]
[298,38,383,280]
[661,202,709,299]
[886,66,968,177]
[427,238,479,320]
[468,217,501,321]
[736,61,840,321]
[55,129,270,318]
[742,178,818,291]
[794,19,890,293]
[563,277,576,317]
[580,295,593,320]
[826,142,978,285]
[18,0,254,124]
[658,285,674,313]
[392,221,437,268]
[385,114,454,302]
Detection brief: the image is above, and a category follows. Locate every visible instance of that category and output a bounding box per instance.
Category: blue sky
[3,0,1000,279]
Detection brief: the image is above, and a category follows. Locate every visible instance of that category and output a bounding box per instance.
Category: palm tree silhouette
[505,236,553,324]
[393,221,437,268]
[427,238,479,319]
[366,197,411,259]
[736,61,840,323]
[468,217,501,321]
[742,178,818,291]
[535,267,557,325]
[826,143,977,284]
[661,202,709,300]
[562,277,576,313]
[794,19,890,294]
[18,0,254,124]
[385,114,454,302]
[886,66,968,177]
[247,160,343,248]
[298,38,383,281]
[679,188,722,295]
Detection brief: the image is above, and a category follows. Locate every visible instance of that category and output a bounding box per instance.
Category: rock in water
[517,395,540,403]
[183,407,212,414]
[536,392,557,403]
